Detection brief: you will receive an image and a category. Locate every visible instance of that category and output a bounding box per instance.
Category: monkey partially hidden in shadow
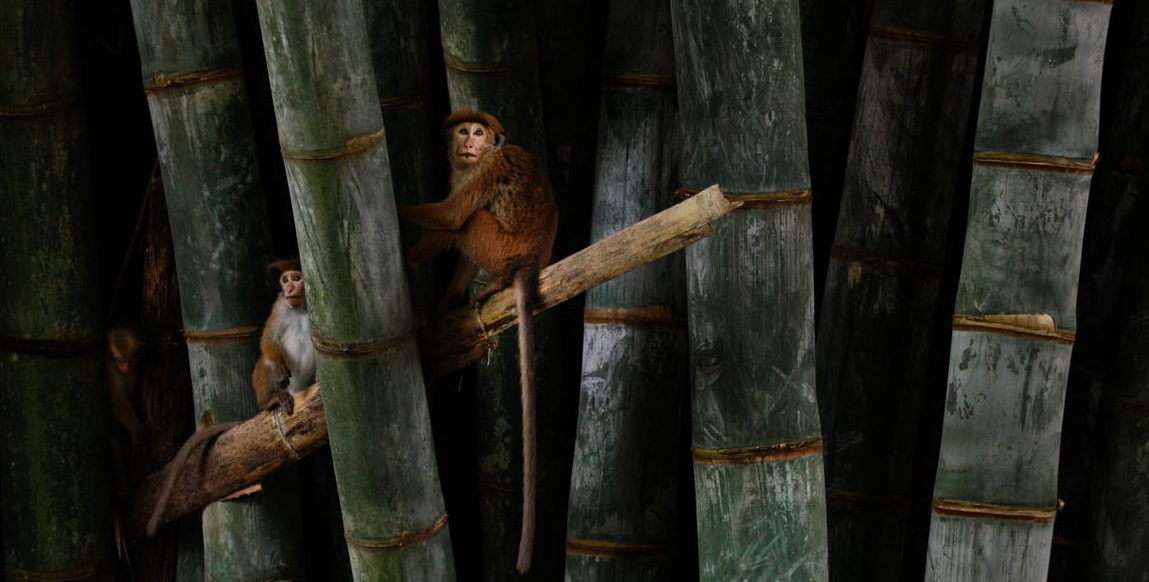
[147,259,314,537]
[398,108,558,574]
[107,321,146,498]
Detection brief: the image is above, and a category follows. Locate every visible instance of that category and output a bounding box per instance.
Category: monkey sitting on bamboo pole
[398,108,558,574]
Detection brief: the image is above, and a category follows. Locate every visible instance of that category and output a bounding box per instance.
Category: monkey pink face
[280,270,306,309]
[110,348,139,375]
[451,122,492,166]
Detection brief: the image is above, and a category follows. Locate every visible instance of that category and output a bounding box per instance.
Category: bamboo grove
[3,0,1147,581]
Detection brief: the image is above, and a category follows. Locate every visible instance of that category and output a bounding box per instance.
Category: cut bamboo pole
[925,1,1112,580]
[816,1,988,579]
[126,185,739,540]
[565,0,686,578]
[670,0,829,579]
[0,2,115,578]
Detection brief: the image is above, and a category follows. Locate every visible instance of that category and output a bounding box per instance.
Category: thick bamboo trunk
[125,185,739,541]
[1077,3,1149,579]
[253,1,455,578]
[0,1,116,580]
[816,1,988,580]
[925,1,1111,580]
[125,1,306,579]
[436,2,561,577]
[565,0,686,579]
[670,0,829,579]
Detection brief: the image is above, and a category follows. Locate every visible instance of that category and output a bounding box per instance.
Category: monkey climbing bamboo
[815,1,988,580]
[670,0,830,579]
[125,0,307,578]
[565,0,688,579]
[125,185,739,538]
[925,1,1111,580]
[0,2,115,579]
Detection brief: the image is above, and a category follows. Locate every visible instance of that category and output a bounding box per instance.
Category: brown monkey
[107,321,146,497]
[398,108,558,573]
[252,258,316,416]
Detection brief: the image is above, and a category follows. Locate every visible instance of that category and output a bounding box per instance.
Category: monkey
[398,108,558,574]
[106,321,146,498]
[252,258,316,416]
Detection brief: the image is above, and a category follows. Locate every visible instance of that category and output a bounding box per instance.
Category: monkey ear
[495,132,506,148]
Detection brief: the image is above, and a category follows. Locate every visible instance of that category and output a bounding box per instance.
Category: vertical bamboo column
[1079,4,1149,578]
[925,1,1111,580]
[816,1,988,580]
[126,1,307,578]
[436,1,562,578]
[365,0,436,313]
[669,0,829,579]
[253,1,455,579]
[565,0,685,579]
[0,2,115,580]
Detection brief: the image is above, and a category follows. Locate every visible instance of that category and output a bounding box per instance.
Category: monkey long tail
[514,267,538,575]
[146,421,239,537]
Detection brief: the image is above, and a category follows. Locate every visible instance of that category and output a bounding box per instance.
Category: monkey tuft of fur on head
[441,108,505,143]
[268,257,302,275]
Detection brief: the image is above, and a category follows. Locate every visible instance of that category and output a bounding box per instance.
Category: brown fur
[252,259,314,416]
[398,109,557,573]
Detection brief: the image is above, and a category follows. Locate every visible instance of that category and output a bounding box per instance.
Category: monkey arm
[107,370,144,444]
[398,148,509,230]
[252,299,294,414]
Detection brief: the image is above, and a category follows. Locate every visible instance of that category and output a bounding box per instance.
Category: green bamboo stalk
[0,1,115,580]
[253,1,455,579]
[815,1,988,580]
[669,0,828,579]
[926,1,1111,579]
[125,1,307,578]
[436,2,565,578]
[565,0,685,579]
[1077,3,1149,578]
[365,0,436,316]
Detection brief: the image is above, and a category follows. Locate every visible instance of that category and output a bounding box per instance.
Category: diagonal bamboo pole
[127,185,738,541]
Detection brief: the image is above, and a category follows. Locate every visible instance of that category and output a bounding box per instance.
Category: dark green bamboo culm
[565,0,686,579]
[1077,3,1149,578]
[436,1,566,578]
[365,0,437,315]
[254,0,455,579]
[669,0,829,579]
[0,2,115,580]
[815,1,988,580]
[125,0,307,578]
[926,1,1111,579]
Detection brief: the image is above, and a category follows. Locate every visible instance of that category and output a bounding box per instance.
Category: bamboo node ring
[345,512,450,551]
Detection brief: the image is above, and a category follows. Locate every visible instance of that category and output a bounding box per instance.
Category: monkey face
[280,270,306,309]
[451,122,492,166]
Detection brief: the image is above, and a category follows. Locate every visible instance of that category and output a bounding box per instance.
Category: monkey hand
[265,388,295,416]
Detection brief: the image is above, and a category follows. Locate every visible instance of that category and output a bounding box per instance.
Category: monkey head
[107,321,145,375]
[269,258,306,310]
[442,108,506,169]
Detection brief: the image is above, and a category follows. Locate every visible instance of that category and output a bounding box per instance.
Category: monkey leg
[439,258,480,312]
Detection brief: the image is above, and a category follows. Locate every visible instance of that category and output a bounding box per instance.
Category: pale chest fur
[274,302,316,393]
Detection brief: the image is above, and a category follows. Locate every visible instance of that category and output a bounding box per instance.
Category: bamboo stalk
[926,1,1112,580]
[125,185,738,539]
[0,1,115,580]
[815,1,988,579]
[125,0,307,578]
[670,0,829,579]
[565,0,687,578]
